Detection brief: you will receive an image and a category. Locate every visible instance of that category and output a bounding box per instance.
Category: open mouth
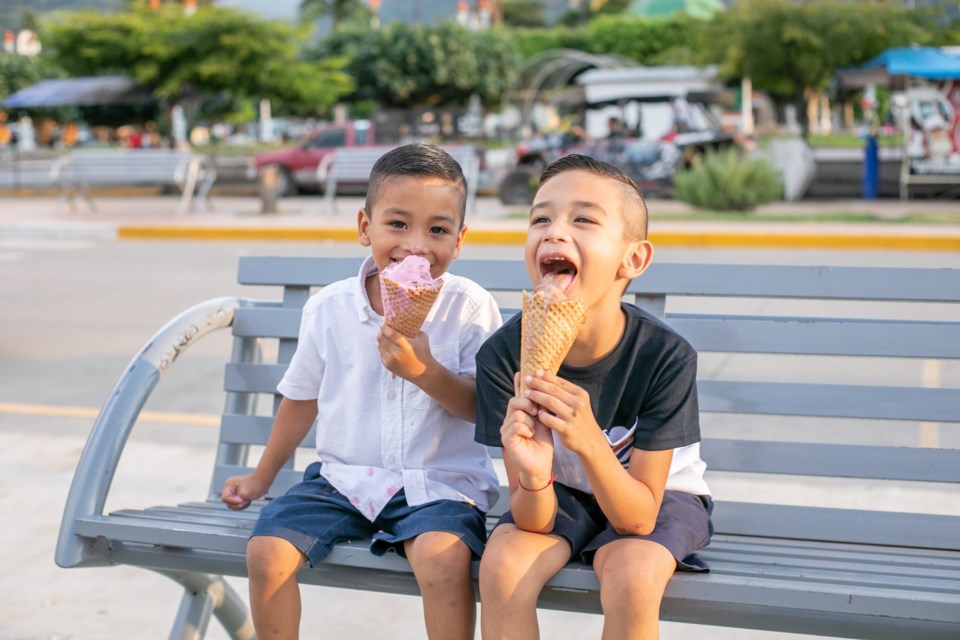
[540,255,578,294]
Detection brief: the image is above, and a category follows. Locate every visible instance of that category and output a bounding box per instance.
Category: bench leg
[159,571,255,640]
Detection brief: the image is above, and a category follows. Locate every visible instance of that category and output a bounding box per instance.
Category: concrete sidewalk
[1,193,959,251]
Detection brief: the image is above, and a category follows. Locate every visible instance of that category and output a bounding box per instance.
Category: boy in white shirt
[221,144,502,640]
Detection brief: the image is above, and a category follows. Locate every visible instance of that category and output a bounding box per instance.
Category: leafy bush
[674,148,783,212]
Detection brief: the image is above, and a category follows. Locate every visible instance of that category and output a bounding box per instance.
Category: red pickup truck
[249,120,376,195]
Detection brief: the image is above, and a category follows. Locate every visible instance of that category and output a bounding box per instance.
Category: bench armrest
[56,297,244,569]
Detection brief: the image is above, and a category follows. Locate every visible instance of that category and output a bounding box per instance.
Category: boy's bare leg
[404,531,477,640]
[593,539,676,640]
[478,524,572,640]
[246,535,308,640]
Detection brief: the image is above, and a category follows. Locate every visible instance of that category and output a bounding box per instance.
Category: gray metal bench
[0,152,58,191]
[319,145,480,215]
[56,257,960,639]
[51,149,217,214]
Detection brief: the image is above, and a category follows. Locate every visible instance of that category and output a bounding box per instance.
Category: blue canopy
[865,47,960,79]
[838,47,960,87]
[1,76,152,108]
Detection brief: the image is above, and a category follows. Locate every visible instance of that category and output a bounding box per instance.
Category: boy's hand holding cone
[379,255,443,337]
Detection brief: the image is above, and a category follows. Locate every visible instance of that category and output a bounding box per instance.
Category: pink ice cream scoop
[379,256,444,337]
[381,255,439,288]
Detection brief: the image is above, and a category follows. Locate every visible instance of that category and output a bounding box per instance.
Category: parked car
[249,120,377,196]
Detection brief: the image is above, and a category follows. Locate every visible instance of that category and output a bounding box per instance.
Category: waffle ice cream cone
[379,256,443,338]
[520,285,586,394]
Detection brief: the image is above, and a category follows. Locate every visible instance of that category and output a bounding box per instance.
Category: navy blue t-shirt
[475,302,701,456]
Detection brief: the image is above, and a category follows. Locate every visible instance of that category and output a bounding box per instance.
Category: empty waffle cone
[380,276,443,338]
[520,287,586,394]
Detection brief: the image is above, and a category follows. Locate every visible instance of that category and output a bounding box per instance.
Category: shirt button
[386,390,396,401]
[386,455,397,465]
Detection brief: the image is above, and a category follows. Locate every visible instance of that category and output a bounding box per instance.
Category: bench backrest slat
[223,363,285,395]
[231,306,298,339]
[672,314,960,358]
[633,263,960,302]
[713,502,960,550]
[702,438,960,483]
[699,380,960,422]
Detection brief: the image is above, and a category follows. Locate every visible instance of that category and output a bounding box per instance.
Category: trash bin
[862,134,879,200]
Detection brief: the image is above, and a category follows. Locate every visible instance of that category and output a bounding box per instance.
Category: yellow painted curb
[115,225,960,251]
[0,401,218,426]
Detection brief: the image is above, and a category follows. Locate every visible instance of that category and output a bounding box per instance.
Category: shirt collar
[354,256,379,323]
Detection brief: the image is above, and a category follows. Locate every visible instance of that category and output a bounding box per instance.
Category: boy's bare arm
[377,323,476,422]
[503,451,558,533]
[220,396,317,510]
[501,373,558,533]
[581,446,672,535]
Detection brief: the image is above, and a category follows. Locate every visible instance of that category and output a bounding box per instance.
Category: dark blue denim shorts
[251,462,487,567]
[495,484,714,572]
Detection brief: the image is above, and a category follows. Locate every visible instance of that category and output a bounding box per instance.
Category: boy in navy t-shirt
[475,154,712,639]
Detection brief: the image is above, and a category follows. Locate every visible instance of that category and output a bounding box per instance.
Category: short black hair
[365,144,468,225]
[539,154,648,240]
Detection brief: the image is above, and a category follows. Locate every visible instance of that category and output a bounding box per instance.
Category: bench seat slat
[76,510,960,631]
[83,508,960,585]
[671,314,960,358]
[699,380,960,422]
[702,438,960,482]
[713,502,960,550]
[100,507,960,591]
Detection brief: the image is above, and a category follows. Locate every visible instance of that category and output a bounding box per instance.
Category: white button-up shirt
[278,257,502,521]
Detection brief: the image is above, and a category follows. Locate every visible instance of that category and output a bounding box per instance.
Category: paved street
[1,236,958,639]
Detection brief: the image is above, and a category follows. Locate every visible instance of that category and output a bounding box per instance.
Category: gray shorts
[494,485,713,572]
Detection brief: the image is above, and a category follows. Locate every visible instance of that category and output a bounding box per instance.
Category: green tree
[698,0,934,136]
[586,14,699,64]
[299,0,370,30]
[42,5,353,118]
[508,14,699,64]
[0,53,49,99]
[312,23,519,108]
[0,52,78,121]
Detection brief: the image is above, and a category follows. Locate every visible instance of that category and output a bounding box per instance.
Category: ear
[451,224,468,261]
[618,239,654,280]
[357,208,371,247]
